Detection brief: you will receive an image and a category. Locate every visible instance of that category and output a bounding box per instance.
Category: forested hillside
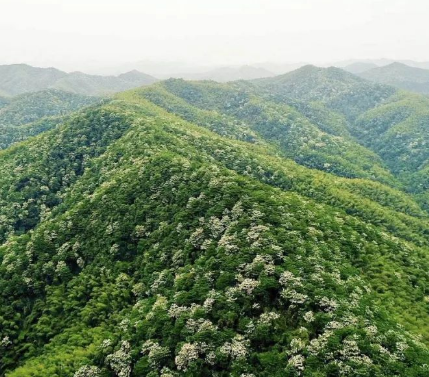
[0,90,100,149]
[1,66,429,377]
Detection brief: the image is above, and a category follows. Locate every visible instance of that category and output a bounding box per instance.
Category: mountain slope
[117,70,159,86]
[138,78,398,186]
[244,66,429,212]
[351,91,429,211]
[129,73,429,217]
[251,65,396,121]
[0,89,100,127]
[0,89,100,149]
[359,62,429,94]
[2,89,429,376]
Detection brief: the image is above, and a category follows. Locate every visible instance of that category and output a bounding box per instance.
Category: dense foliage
[0,90,100,149]
[1,66,429,376]
[0,90,100,127]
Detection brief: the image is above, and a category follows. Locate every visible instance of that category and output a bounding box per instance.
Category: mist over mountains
[0,64,158,97]
[4,0,429,374]
[4,58,429,97]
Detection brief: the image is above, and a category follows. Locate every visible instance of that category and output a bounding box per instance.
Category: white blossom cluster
[287,354,305,374]
[150,269,169,293]
[105,341,132,377]
[242,254,276,276]
[141,339,170,366]
[237,277,260,295]
[175,342,208,371]
[219,335,249,359]
[145,295,168,320]
[99,338,112,350]
[303,311,315,323]
[73,365,101,377]
[218,233,238,254]
[290,338,306,354]
[246,224,270,249]
[168,302,201,319]
[258,311,280,325]
[185,318,217,333]
[1,336,11,347]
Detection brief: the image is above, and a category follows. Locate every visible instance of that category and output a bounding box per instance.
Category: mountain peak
[386,61,412,68]
[359,61,429,93]
[0,64,157,96]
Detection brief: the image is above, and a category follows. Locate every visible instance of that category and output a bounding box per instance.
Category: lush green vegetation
[0,90,100,127]
[1,66,429,376]
[0,90,100,149]
[139,80,398,186]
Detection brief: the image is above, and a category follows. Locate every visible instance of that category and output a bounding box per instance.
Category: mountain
[182,65,275,82]
[251,65,396,121]
[343,62,378,74]
[53,71,158,96]
[250,66,429,196]
[142,76,397,186]
[141,68,429,210]
[0,64,158,96]
[0,89,100,127]
[252,65,429,212]
[0,89,100,149]
[2,66,429,376]
[0,64,67,96]
[333,58,429,70]
[359,62,429,94]
[117,70,159,86]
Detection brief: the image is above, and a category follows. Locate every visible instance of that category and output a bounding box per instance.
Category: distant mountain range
[357,62,429,94]
[81,58,429,78]
[0,64,158,96]
[4,60,429,99]
[332,58,429,70]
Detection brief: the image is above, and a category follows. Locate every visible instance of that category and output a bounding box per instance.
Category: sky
[1,0,429,73]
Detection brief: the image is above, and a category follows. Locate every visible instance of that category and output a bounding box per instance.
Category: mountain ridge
[0,64,158,96]
[2,64,429,376]
[359,62,429,93]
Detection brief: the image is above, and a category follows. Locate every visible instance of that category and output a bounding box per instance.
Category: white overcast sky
[1,0,429,72]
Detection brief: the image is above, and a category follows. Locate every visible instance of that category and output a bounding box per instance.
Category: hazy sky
[1,0,429,72]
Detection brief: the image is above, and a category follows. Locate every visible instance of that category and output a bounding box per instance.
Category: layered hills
[359,62,429,94]
[0,89,100,149]
[1,65,429,376]
[0,64,157,97]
